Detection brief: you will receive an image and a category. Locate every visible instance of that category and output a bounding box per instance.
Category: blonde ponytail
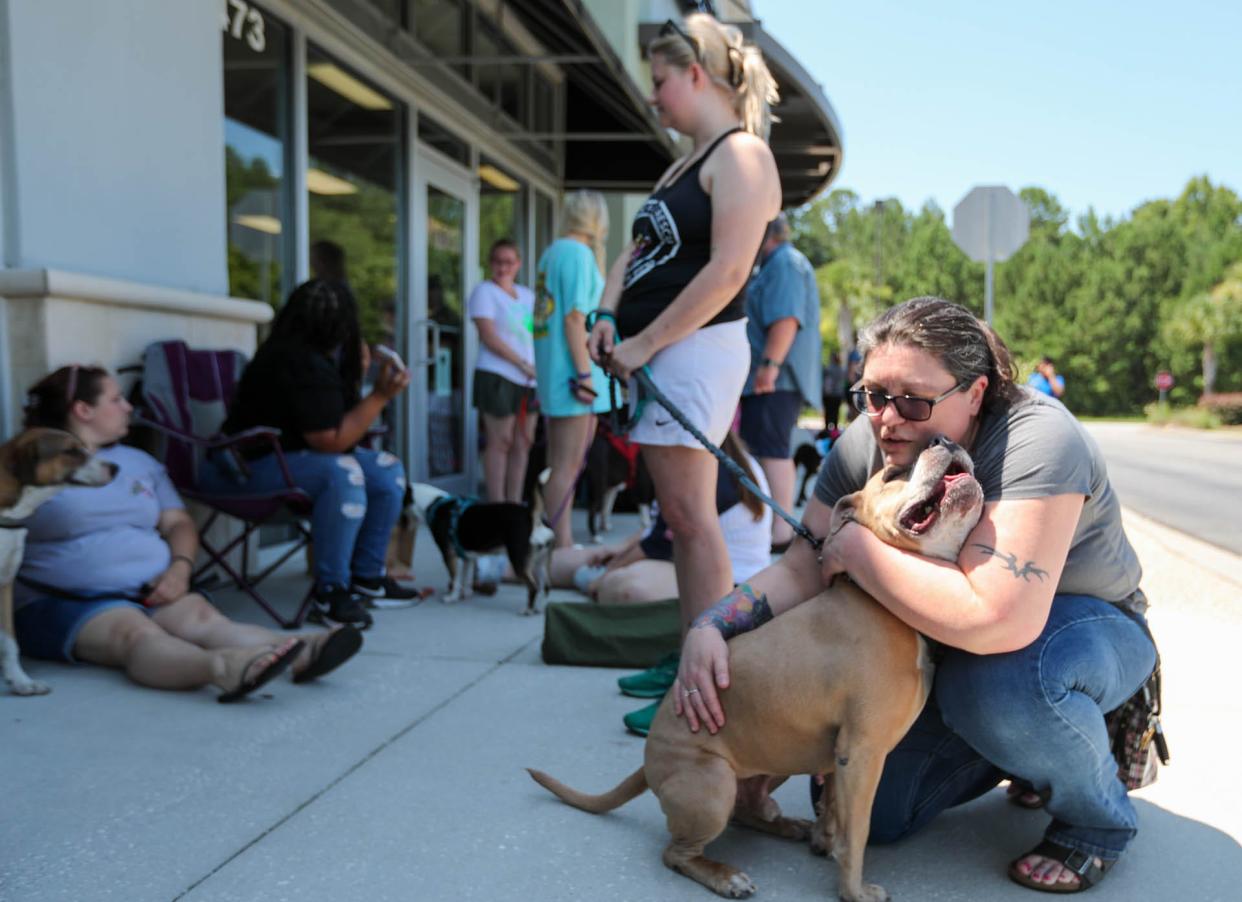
[647,13,780,141]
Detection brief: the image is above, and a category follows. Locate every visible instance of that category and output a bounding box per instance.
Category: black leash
[630,367,824,553]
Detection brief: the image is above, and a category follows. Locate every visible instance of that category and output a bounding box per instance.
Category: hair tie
[726,45,745,87]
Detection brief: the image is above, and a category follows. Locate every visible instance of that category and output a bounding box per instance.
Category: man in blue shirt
[739,214,822,550]
[1028,355,1066,399]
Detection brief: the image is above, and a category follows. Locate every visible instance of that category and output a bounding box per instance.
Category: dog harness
[427,495,475,559]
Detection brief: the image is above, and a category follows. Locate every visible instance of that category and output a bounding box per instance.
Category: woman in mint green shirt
[534,190,611,547]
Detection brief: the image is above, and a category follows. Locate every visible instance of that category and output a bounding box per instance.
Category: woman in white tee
[468,239,538,502]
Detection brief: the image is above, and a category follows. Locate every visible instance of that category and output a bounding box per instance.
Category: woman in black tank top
[583,13,782,735]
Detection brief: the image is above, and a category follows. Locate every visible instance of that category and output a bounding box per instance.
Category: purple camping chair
[131,340,317,629]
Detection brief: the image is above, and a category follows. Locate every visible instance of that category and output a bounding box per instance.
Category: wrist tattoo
[971,544,1048,582]
[691,583,773,640]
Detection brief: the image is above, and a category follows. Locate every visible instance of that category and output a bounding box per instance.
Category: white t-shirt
[720,452,773,584]
[467,280,536,387]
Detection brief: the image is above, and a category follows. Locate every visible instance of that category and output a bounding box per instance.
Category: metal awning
[325,0,676,187]
[638,19,845,208]
[503,0,677,190]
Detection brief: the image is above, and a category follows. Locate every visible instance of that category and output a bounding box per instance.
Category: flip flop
[292,626,363,684]
[217,640,304,704]
[1007,779,1047,809]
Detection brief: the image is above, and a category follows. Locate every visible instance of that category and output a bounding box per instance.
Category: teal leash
[588,310,822,553]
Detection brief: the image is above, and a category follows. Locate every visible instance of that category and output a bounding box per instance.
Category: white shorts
[628,319,749,449]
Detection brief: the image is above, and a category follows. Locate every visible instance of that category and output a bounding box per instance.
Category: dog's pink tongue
[942,472,971,488]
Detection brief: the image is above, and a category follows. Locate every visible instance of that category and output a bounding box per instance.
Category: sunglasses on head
[659,19,704,66]
[849,383,967,422]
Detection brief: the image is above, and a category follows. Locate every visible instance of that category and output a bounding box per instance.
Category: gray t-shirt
[813,387,1142,603]
[15,444,184,608]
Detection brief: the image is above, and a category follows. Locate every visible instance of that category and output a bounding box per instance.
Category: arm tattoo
[691,582,774,640]
[971,544,1048,582]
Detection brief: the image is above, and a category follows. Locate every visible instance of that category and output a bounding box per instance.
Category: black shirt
[616,128,751,339]
[223,338,349,457]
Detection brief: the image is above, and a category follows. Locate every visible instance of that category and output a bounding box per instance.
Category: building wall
[1,0,227,294]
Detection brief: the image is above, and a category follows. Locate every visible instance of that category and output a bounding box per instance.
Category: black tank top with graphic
[616,127,751,339]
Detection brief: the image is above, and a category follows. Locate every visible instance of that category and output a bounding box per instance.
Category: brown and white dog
[529,437,984,901]
[1,429,117,695]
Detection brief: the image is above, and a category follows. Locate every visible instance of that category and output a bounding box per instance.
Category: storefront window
[305,45,404,347]
[417,114,469,167]
[412,0,467,78]
[478,157,524,279]
[535,192,555,262]
[223,2,289,306]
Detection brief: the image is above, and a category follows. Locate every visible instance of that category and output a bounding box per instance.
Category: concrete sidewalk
[5,507,1241,901]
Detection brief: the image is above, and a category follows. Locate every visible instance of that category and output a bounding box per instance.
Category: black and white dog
[585,420,654,542]
[408,471,553,614]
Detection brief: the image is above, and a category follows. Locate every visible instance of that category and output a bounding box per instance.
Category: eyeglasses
[659,19,704,67]
[849,383,967,422]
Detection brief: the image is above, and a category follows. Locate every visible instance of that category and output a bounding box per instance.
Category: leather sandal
[1008,839,1115,894]
[1007,779,1047,809]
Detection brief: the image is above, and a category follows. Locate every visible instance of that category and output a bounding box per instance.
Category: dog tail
[526,766,647,814]
[530,467,551,527]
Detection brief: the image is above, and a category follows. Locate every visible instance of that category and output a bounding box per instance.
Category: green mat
[541,598,682,668]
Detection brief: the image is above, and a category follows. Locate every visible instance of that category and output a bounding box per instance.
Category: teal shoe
[623,699,662,737]
[617,652,680,699]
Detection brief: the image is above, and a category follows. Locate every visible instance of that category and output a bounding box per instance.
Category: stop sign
[1155,371,1174,392]
[951,186,1030,264]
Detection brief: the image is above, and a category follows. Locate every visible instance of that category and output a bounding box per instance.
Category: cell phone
[374,344,406,371]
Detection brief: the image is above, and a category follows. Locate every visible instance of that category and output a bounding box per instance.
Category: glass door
[411,152,476,492]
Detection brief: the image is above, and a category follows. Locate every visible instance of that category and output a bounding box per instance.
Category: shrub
[1144,402,1221,429]
[1198,392,1242,426]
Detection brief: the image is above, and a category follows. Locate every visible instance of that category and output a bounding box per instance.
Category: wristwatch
[760,357,782,369]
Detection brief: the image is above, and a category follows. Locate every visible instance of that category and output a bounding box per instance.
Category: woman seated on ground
[545,432,771,606]
[202,278,417,629]
[675,297,1157,894]
[14,366,362,702]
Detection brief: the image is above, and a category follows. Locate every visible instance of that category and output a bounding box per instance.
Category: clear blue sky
[758,0,1242,221]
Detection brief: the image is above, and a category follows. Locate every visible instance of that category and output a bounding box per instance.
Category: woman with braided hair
[203,278,418,628]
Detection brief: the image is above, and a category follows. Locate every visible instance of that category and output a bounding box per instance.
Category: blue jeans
[201,448,406,590]
[815,594,1156,862]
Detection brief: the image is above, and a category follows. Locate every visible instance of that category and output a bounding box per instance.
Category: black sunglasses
[849,383,967,422]
[659,19,704,66]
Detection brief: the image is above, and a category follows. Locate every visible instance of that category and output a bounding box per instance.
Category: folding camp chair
[130,340,317,628]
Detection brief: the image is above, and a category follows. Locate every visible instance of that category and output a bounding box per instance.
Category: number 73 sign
[222,0,266,53]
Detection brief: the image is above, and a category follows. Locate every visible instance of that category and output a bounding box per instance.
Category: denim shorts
[14,597,151,663]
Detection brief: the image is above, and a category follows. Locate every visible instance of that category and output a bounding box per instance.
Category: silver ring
[684,688,700,696]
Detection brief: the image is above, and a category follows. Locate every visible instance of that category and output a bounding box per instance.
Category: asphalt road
[1082,421,1242,554]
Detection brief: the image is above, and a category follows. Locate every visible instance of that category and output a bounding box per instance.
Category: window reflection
[478,157,524,280]
[223,2,289,306]
[427,187,466,477]
[305,45,403,351]
[412,0,467,78]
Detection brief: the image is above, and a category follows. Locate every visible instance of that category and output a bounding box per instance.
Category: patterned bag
[1104,605,1169,790]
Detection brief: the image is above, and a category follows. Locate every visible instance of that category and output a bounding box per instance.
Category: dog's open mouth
[899,462,972,535]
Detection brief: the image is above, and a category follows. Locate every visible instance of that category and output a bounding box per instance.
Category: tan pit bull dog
[1,429,117,695]
[528,437,985,901]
